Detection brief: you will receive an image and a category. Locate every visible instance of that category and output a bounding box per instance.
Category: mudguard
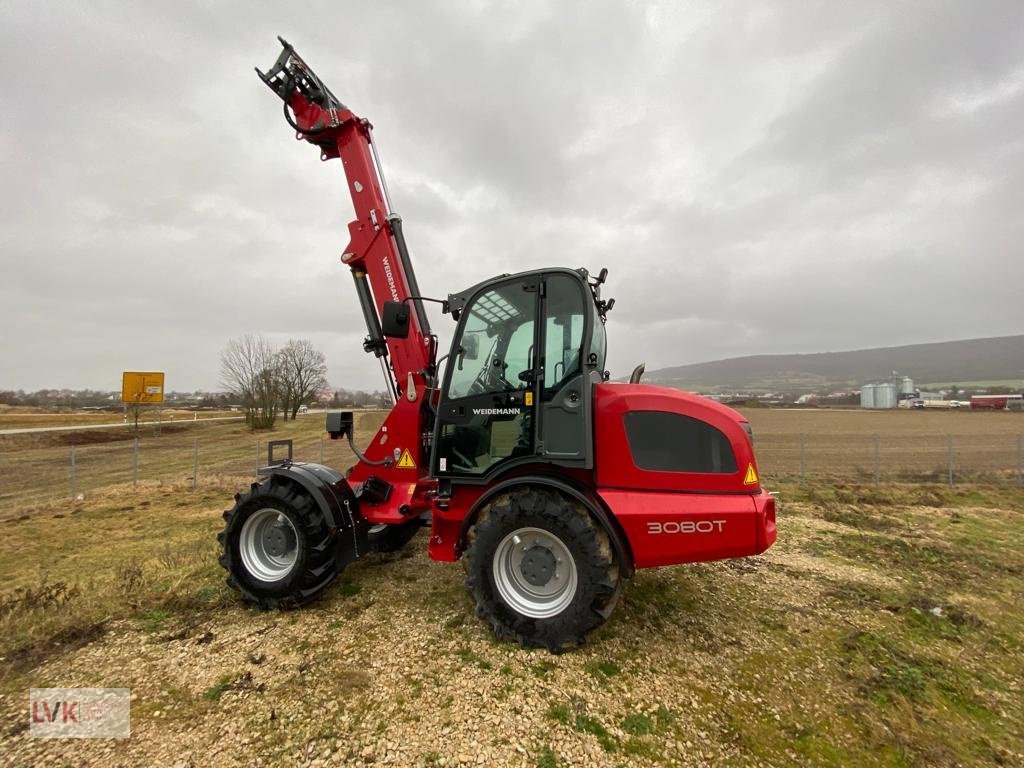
[258,462,369,570]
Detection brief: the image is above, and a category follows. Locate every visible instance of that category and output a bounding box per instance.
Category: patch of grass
[535,746,557,768]
[621,737,659,759]
[573,713,615,752]
[546,703,616,752]
[137,607,171,633]
[336,580,361,598]
[779,481,1024,512]
[545,703,571,726]
[202,673,236,701]
[586,660,621,679]
[455,647,492,670]
[531,659,556,677]
[621,712,654,736]
[654,706,674,729]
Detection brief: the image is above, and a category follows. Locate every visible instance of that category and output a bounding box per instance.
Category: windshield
[446,282,536,399]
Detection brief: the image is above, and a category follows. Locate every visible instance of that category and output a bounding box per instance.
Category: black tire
[217,477,337,609]
[368,520,422,554]
[464,486,621,652]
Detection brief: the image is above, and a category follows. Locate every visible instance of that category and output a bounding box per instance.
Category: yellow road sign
[122,371,165,403]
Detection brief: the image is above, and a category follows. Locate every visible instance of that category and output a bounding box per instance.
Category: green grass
[586,660,621,679]
[546,704,616,751]
[202,673,236,701]
[455,647,492,670]
[535,746,557,768]
[621,712,654,736]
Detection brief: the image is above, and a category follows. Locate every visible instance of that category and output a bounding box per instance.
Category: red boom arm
[258,39,436,523]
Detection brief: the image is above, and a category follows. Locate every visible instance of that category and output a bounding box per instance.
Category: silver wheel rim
[492,527,578,619]
[239,508,300,582]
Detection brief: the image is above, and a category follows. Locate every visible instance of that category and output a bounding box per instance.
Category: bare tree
[277,339,329,420]
[220,334,281,430]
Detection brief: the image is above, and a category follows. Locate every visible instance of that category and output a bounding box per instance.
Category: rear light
[741,421,754,446]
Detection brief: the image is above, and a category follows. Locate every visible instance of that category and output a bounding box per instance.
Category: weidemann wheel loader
[218,39,777,651]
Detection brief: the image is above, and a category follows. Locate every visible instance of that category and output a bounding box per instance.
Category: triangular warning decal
[397,449,416,469]
[743,463,759,485]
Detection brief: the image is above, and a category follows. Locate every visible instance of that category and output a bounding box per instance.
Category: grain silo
[860,384,876,409]
[875,382,898,409]
[900,376,915,396]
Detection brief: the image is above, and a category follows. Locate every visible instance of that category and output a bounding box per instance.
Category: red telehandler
[218,39,777,651]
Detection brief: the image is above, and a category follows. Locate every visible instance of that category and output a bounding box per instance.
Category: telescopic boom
[257,37,434,399]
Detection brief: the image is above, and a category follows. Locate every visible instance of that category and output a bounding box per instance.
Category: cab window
[438,281,537,475]
[542,274,585,393]
[623,411,737,473]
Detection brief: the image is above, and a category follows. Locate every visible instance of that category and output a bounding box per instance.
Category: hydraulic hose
[283,99,328,136]
[347,431,390,467]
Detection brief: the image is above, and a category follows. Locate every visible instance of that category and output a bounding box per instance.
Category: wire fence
[1,423,1021,518]
[754,432,1024,487]
[0,419,368,518]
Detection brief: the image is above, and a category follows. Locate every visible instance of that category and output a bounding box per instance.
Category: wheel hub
[520,545,557,587]
[262,524,295,557]
[492,527,578,619]
[239,508,300,582]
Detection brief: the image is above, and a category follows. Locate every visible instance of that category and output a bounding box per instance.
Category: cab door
[434,278,539,478]
[537,273,593,467]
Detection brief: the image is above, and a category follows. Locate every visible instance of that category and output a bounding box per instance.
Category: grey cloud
[1,1,1022,391]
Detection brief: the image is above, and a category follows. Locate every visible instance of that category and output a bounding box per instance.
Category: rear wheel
[218,478,337,609]
[464,487,621,652]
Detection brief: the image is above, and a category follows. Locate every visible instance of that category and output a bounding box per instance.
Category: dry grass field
[744,408,1023,484]
[0,406,239,432]
[0,413,377,519]
[0,407,1021,766]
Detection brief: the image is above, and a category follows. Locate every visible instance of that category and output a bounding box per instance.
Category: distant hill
[642,335,1024,394]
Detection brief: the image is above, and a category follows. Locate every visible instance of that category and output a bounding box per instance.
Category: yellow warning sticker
[525,391,534,406]
[743,463,759,485]
[397,449,416,469]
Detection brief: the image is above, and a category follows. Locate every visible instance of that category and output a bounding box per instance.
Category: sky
[1,1,1022,392]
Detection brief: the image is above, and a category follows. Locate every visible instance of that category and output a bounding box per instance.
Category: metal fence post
[873,434,880,488]
[320,436,325,464]
[192,438,199,490]
[799,433,805,484]
[256,440,260,478]
[132,438,139,488]
[69,447,77,499]
[947,435,954,487]
[1018,435,1022,487]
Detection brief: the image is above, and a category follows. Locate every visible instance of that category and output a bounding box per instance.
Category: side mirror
[461,333,480,361]
[597,267,608,284]
[381,301,410,338]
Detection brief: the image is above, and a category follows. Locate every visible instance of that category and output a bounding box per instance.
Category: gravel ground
[1,492,1022,767]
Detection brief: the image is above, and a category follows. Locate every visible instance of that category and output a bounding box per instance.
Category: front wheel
[218,477,337,609]
[464,487,621,652]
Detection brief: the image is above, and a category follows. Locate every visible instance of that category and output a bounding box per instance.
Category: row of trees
[220,336,329,429]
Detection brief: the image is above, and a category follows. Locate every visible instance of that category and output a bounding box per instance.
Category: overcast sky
[1,1,1022,392]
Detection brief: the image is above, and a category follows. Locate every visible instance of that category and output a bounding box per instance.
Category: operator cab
[432,268,608,482]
